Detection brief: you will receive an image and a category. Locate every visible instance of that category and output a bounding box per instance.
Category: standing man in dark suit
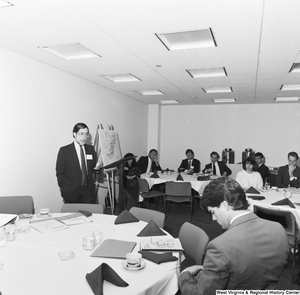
[137,149,162,173]
[254,152,270,184]
[56,123,101,203]
[277,151,300,188]
[203,151,232,176]
[178,149,201,173]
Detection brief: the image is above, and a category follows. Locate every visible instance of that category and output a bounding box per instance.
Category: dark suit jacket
[137,156,162,173]
[255,163,270,184]
[179,213,289,294]
[178,159,201,173]
[202,161,232,176]
[56,143,97,202]
[276,165,300,188]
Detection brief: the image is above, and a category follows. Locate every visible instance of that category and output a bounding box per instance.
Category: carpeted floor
[106,196,300,290]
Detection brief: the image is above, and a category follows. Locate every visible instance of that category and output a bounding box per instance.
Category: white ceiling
[1,0,300,105]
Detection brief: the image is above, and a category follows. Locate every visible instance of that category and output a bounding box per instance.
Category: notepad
[140,237,183,252]
[90,239,137,259]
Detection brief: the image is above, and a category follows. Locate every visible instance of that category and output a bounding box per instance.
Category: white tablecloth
[141,173,211,195]
[247,188,300,225]
[0,214,179,295]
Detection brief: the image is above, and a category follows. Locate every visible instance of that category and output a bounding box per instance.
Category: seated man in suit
[254,152,270,184]
[137,149,162,173]
[178,149,201,174]
[202,151,232,176]
[277,151,300,188]
[179,177,289,294]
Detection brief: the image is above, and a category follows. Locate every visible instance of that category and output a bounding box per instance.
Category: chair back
[165,181,191,197]
[178,222,209,265]
[0,196,34,214]
[61,203,104,214]
[138,178,150,193]
[129,207,165,228]
[253,205,297,236]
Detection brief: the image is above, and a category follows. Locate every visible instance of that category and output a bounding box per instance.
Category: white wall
[159,104,300,170]
[0,47,148,213]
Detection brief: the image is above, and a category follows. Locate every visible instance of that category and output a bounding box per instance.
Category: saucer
[122,259,146,271]
[37,213,52,218]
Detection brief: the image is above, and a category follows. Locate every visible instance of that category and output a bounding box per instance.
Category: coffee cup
[39,208,50,215]
[125,252,142,268]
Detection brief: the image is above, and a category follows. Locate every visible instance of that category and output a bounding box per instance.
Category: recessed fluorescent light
[280,84,300,91]
[156,28,216,51]
[135,90,164,96]
[101,73,141,83]
[0,0,13,8]
[39,43,100,60]
[160,100,179,104]
[202,87,232,93]
[212,98,236,103]
[187,67,226,78]
[275,97,300,102]
[289,63,300,73]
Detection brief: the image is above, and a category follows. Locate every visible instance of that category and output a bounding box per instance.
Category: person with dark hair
[137,149,162,173]
[178,177,289,294]
[236,157,263,189]
[56,123,100,203]
[202,151,232,176]
[254,152,269,184]
[277,151,300,188]
[178,149,201,173]
[123,153,141,206]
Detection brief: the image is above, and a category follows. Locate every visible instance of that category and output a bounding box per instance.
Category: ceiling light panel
[275,97,300,102]
[0,0,13,8]
[289,63,300,73]
[280,84,300,91]
[160,100,179,104]
[135,90,164,96]
[39,43,100,60]
[101,73,141,83]
[187,67,226,78]
[212,98,236,103]
[156,28,216,51]
[202,87,232,93]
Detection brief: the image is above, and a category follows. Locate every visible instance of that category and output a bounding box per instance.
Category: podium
[103,156,135,214]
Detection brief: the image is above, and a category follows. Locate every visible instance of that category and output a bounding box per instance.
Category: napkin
[245,186,260,194]
[78,210,92,217]
[150,172,160,178]
[247,195,265,200]
[139,251,178,264]
[271,198,296,208]
[176,174,184,181]
[137,220,167,237]
[114,210,139,225]
[86,263,128,295]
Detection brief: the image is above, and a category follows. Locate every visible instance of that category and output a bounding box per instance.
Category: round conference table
[0,213,179,295]
[141,172,212,195]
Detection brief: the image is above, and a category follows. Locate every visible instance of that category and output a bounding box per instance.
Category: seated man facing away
[254,152,270,184]
[178,149,201,174]
[202,151,232,177]
[179,177,289,294]
[277,151,300,188]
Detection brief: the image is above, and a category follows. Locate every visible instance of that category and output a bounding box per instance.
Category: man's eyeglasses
[77,132,89,138]
[151,237,175,248]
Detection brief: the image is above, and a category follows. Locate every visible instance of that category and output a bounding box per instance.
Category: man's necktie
[151,160,156,172]
[188,160,191,170]
[213,162,216,175]
[80,145,87,186]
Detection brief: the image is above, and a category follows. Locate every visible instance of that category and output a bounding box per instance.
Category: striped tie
[80,145,87,186]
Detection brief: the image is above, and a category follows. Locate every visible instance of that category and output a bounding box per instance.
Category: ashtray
[58,250,75,261]
[37,213,52,218]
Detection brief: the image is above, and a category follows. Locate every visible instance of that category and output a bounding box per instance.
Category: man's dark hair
[254,152,264,159]
[201,177,249,211]
[185,149,194,156]
[148,149,158,155]
[210,151,220,158]
[288,151,299,160]
[242,157,256,170]
[73,122,89,134]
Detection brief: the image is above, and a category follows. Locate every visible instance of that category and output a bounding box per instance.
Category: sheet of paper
[0,213,18,227]
[55,213,92,226]
[30,219,69,233]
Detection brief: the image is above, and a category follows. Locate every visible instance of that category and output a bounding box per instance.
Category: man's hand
[289,163,296,177]
[181,265,203,276]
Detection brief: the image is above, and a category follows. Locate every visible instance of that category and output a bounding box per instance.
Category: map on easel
[96,128,122,167]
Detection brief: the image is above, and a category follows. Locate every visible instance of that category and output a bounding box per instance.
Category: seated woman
[123,153,141,207]
[236,157,263,190]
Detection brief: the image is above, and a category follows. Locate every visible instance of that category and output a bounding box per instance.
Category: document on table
[30,218,69,233]
[55,213,92,226]
[0,213,18,227]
